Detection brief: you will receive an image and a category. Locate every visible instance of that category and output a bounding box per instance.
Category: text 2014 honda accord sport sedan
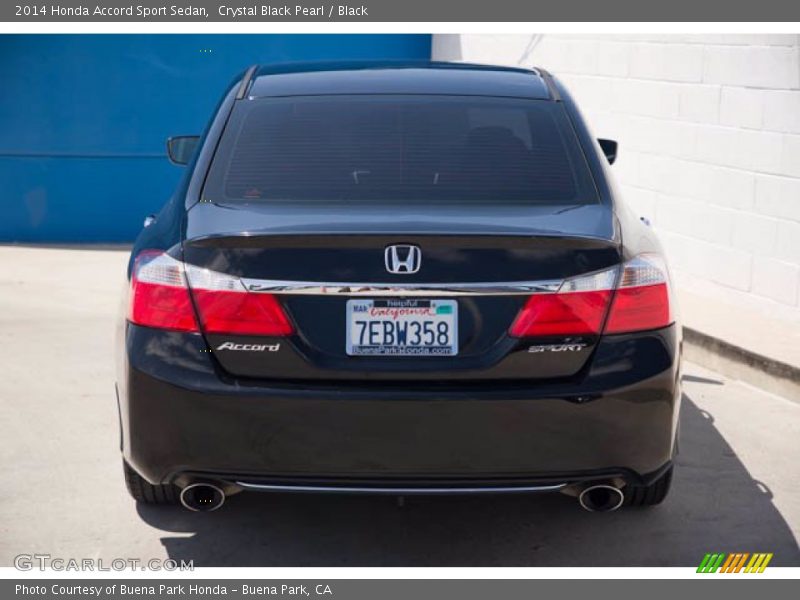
[116,62,681,513]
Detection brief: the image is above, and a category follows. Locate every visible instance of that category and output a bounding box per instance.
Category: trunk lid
[183,202,620,381]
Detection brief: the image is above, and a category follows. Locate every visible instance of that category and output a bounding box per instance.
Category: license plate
[346,299,458,356]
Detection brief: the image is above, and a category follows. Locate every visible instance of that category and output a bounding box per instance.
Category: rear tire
[624,466,673,507]
[123,461,180,505]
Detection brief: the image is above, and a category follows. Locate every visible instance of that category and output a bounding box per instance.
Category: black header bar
[4,0,800,22]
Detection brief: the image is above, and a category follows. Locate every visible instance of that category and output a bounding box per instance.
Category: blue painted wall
[0,34,432,242]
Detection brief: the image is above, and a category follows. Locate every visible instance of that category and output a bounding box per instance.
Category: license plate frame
[345,299,458,357]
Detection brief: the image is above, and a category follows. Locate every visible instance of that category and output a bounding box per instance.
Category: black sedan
[116,61,681,513]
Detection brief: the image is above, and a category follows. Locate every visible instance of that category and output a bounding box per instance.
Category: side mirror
[598,138,618,165]
[166,135,200,165]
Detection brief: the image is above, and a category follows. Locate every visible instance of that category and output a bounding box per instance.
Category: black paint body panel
[119,323,680,483]
[184,233,621,380]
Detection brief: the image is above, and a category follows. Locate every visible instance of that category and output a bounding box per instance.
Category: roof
[246,61,553,100]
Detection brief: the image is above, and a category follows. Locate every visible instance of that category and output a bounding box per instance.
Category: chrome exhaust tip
[578,484,624,512]
[180,482,225,512]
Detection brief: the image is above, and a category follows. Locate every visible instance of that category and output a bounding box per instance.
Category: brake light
[509,268,616,337]
[128,250,294,336]
[129,250,199,332]
[509,254,672,338]
[605,255,672,334]
[184,261,294,336]
[191,290,293,335]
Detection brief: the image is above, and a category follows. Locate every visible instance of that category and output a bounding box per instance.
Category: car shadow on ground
[136,388,800,566]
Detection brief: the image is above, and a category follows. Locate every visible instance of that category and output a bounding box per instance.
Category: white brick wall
[432,34,800,309]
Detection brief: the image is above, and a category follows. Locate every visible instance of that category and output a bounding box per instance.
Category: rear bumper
[117,323,681,486]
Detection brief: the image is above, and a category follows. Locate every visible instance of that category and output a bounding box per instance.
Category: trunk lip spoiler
[240,277,564,296]
[185,231,619,249]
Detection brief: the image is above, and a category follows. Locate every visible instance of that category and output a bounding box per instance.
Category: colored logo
[697,553,773,573]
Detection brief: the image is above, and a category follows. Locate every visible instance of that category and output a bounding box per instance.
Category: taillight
[128,250,294,336]
[129,250,199,332]
[509,254,673,338]
[184,262,294,336]
[605,255,672,334]
[509,268,616,337]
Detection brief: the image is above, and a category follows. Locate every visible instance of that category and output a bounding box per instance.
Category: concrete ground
[0,246,798,567]
[675,271,800,399]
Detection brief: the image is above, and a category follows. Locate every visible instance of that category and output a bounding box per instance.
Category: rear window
[203,95,598,205]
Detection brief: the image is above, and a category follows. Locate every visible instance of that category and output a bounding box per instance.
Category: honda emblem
[384,245,422,274]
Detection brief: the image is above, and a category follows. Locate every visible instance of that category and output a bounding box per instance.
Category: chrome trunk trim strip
[240,279,563,296]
